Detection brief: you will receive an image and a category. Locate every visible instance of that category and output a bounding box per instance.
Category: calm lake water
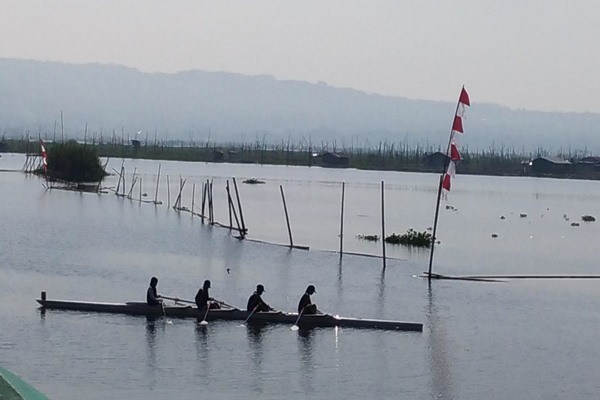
[1,153,600,399]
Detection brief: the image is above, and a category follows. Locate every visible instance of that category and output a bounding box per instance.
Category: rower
[247,284,275,312]
[195,280,221,311]
[147,277,162,306]
[297,285,319,314]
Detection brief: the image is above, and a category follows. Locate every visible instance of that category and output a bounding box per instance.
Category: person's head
[150,277,158,287]
[203,280,211,289]
[256,284,265,295]
[306,285,316,295]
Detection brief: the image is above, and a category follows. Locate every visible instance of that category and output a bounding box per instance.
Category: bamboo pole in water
[280,185,294,248]
[232,178,247,235]
[381,181,387,270]
[121,166,126,197]
[208,179,214,224]
[127,168,137,199]
[339,182,345,259]
[167,175,171,208]
[201,181,207,223]
[139,177,142,204]
[226,180,232,228]
[154,163,161,205]
[226,185,243,233]
[191,183,196,215]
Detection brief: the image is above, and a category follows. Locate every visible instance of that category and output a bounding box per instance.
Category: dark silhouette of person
[195,279,221,311]
[146,276,162,306]
[297,285,318,314]
[247,284,274,312]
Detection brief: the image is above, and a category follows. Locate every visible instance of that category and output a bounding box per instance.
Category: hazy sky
[1,1,599,113]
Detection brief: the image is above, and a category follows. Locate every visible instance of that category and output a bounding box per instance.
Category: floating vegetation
[357,234,380,242]
[571,222,580,227]
[385,229,432,247]
[581,215,596,222]
[563,214,570,221]
[491,233,498,238]
[520,213,527,218]
[243,178,265,184]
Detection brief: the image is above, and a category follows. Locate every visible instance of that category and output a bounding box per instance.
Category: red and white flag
[40,139,47,173]
[443,87,469,193]
[450,141,461,162]
[452,87,470,137]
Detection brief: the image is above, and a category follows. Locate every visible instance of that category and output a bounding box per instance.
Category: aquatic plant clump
[357,234,380,242]
[581,215,596,222]
[385,229,432,247]
[40,140,106,183]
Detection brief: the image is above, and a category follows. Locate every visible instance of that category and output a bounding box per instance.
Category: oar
[240,305,259,327]
[290,308,304,331]
[213,298,239,310]
[198,303,210,326]
[161,295,194,305]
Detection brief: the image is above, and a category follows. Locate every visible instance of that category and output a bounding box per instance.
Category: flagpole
[427,86,465,281]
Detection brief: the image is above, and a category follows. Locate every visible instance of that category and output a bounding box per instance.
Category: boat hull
[36,298,422,332]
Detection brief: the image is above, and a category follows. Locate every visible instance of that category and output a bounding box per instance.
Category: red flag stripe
[459,87,470,107]
[40,139,48,173]
[450,142,461,161]
[452,115,463,133]
[442,173,452,191]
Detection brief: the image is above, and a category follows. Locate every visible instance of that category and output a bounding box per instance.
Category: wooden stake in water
[280,185,294,248]
[191,183,196,215]
[232,178,247,235]
[339,182,345,259]
[381,180,386,270]
[201,181,207,223]
[167,175,171,208]
[154,163,161,205]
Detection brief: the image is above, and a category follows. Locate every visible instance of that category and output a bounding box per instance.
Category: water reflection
[246,322,266,395]
[426,286,455,400]
[376,268,386,313]
[336,260,344,298]
[297,327,316,393]
[145,316,158,388]
[194,321,211,378]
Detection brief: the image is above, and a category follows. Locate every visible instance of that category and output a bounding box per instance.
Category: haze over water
[1,153,599,399]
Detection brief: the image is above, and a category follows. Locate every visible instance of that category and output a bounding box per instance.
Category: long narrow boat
[36,292,422,332]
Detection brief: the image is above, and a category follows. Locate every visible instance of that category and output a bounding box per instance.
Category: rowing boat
[36,292,423,332]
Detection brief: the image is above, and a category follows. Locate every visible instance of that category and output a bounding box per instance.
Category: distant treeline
[2,136,596,177]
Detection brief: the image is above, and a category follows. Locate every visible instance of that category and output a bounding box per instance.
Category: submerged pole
[339,182,345,259]
[232,177,246,234]
[381,181,386,270]
[167,175,171,208]
[280,185,294,248]
[209,179,214,224]
[201,181,207,223]
[154,163,161,205]
[428,175,444,281]
[191,183,196,215]
[226,180,232,228]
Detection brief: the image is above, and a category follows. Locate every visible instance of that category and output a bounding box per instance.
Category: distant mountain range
[1,58,599,154]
